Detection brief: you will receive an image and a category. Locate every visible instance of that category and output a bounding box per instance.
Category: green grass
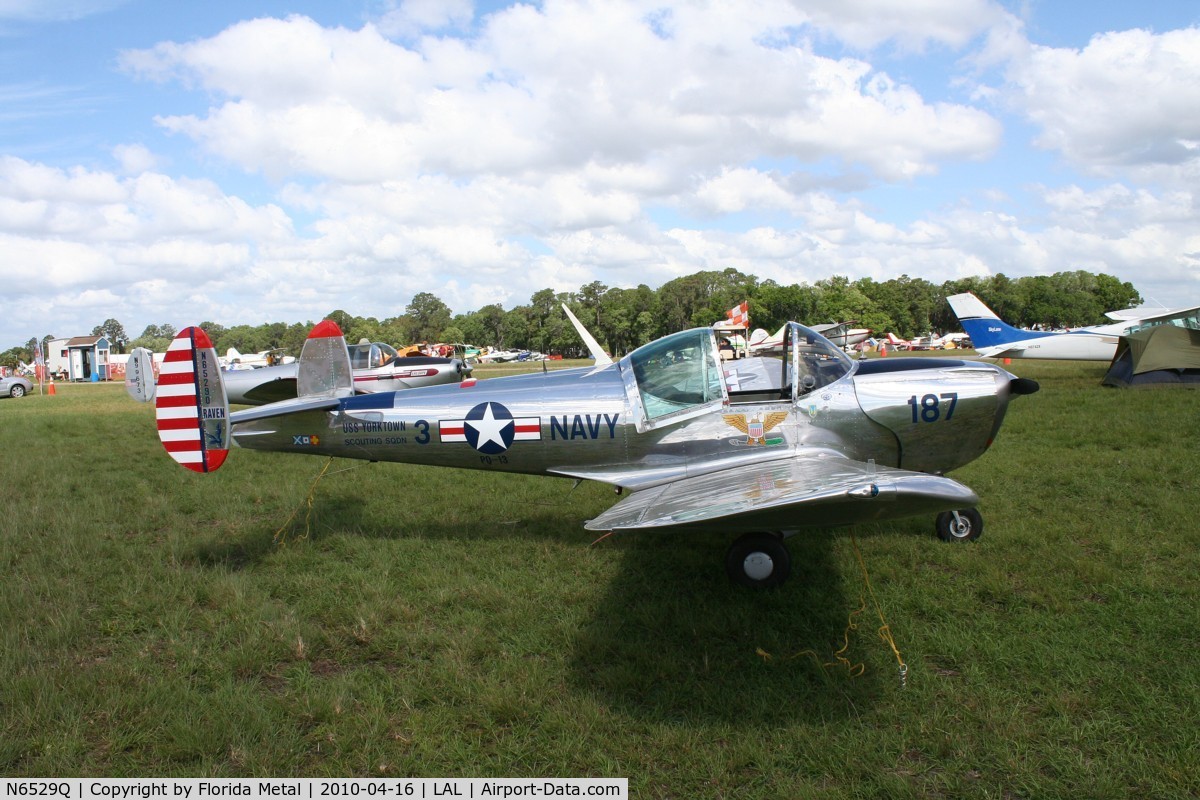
[1,363,1198,797]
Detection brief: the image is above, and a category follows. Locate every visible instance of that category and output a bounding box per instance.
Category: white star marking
[467,403,513,450]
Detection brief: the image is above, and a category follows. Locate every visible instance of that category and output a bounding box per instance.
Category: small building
[45,336,113,381]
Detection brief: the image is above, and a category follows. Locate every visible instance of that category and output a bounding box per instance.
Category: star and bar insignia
[439,402,540,454]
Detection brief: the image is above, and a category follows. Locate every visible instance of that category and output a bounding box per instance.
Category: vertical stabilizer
[297,319,355,398]
[946,292,1049,350]
[946,292,1000,321]
[125,347,156,402]
[156,328,229,473]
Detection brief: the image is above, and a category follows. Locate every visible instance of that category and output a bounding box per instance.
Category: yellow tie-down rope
[273,456,337,545]
[757,528,908,688]
[849,528,909,688]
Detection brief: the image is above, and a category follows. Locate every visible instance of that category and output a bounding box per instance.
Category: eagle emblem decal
[722,411,789,446]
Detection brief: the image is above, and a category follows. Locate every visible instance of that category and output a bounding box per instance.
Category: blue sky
[2,0,1199,346]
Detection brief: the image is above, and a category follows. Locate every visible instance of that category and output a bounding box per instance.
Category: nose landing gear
[935,508,983,542]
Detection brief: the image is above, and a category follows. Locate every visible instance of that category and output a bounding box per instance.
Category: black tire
[936,508,983,542]
[725,532,792,588]
[10,385,25,398]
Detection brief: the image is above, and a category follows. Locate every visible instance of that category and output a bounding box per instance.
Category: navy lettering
[550,413,620,440]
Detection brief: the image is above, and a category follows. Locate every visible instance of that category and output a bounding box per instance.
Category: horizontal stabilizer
[586,455,978,533]
[230,394,344,424]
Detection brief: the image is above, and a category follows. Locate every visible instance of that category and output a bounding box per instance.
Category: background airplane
[947,292,1200,361]
[908,333,969,350]
[218,339,471,405]
[813,322,872,351]
[477,348,527,363]
[221,347,295,370]
[135,316,1038,588]
[749,322,870,354]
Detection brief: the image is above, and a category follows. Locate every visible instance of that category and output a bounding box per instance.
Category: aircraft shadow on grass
[566,529,887,725]
[185,475,604,567]
[187,491,886,724]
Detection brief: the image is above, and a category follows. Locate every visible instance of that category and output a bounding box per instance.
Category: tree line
[0,269,1141,367]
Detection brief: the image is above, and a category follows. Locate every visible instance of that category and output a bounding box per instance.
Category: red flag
[33,339,46,388]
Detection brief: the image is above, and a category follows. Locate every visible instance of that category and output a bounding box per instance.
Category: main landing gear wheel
[725,532,792,589]
[935,508,983,542]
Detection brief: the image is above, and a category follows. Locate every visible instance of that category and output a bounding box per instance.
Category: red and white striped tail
[155,327,230,473]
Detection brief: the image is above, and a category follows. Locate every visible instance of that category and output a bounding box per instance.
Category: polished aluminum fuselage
[232,353,1020,494]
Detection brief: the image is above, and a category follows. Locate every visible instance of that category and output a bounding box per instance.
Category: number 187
[908,392,958,423]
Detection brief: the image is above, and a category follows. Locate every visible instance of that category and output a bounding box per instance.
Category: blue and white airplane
[947,292,1200,361]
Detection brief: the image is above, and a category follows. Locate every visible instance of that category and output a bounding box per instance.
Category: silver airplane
[141,318,1038,588]
[220,340,471,405]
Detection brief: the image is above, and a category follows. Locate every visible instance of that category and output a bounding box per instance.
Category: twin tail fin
[147,320,351,473]
[155,327,230,473]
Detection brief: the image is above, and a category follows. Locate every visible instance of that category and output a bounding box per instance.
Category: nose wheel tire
[936,508,983,542]
[725,532,792,588]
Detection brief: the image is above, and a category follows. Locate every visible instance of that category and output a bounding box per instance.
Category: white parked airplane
[947,292,1200,361]
[750,322,870,354]
[222,347,296,370]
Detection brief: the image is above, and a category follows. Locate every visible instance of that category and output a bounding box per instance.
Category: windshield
[788,323,854,395]
[349,342,399,370]
[627,328,725,421]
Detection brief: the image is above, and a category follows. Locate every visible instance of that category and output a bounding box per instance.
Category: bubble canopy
[622,322,855,428]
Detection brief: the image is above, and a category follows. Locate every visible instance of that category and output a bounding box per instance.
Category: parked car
[0,374,33,398]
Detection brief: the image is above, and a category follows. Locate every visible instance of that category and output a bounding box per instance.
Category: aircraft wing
[1119,305,1200,324]
[585,454,978,534]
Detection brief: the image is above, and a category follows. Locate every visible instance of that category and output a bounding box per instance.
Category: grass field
[2,359,1198,797]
